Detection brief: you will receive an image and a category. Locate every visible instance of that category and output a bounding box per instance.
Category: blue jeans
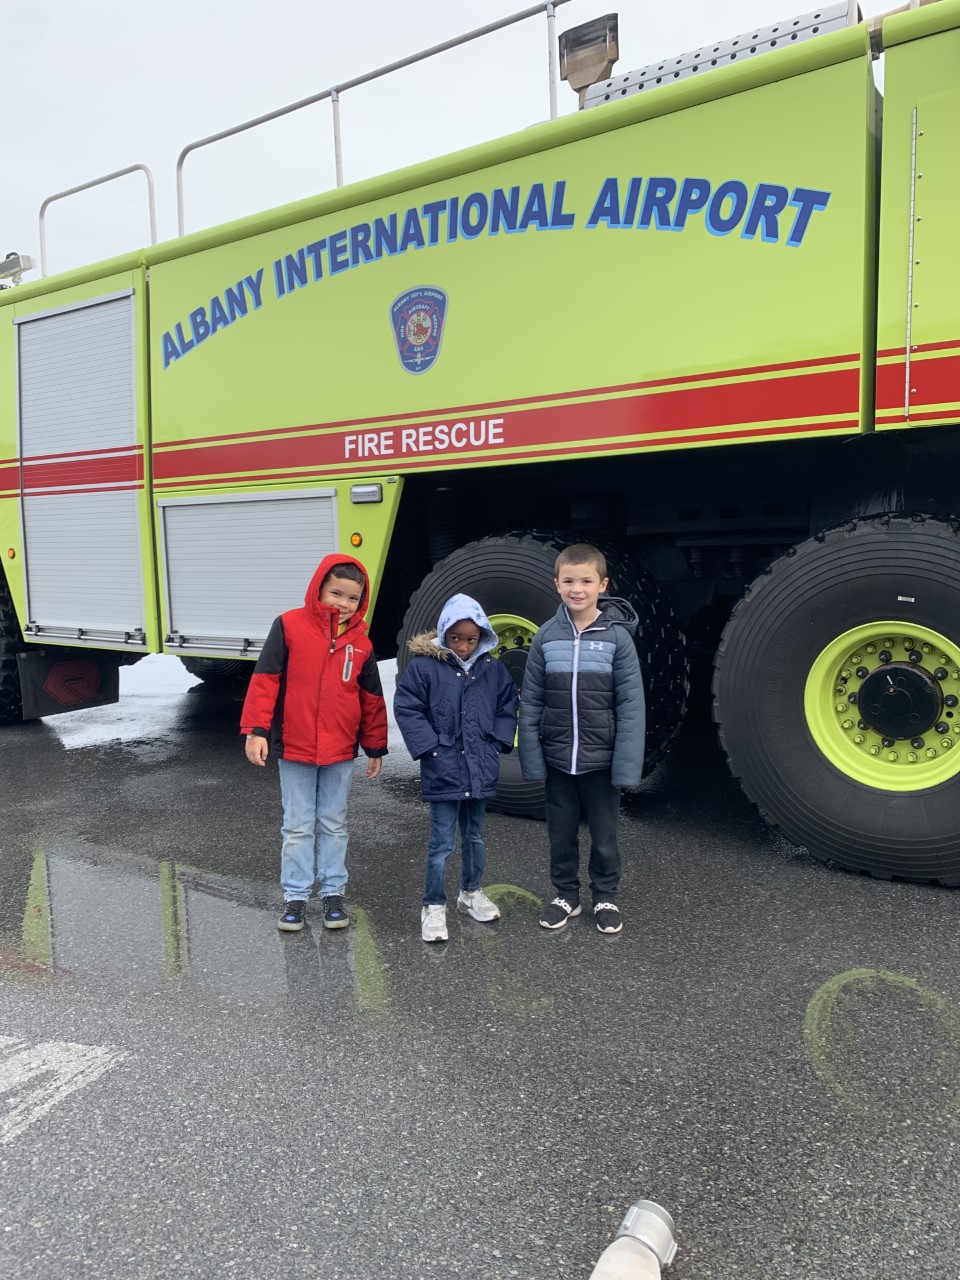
[277,758,355,900]
[423,799,488,906]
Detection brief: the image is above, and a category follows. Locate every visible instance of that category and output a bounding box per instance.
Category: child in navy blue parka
[394,594,519,943]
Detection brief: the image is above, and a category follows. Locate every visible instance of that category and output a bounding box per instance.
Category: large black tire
[397,532,688,817]
[0,573,24,724]
[179,656,252,688]
[713,515,960,883]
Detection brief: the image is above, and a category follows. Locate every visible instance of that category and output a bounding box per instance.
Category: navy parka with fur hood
[394,594,519,802]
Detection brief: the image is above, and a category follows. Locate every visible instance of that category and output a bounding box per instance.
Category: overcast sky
[3,0,891,279]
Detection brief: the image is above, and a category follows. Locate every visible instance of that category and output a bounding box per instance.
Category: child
[518,544,645,935]
[241,554,387,933]
[394,594,519,943]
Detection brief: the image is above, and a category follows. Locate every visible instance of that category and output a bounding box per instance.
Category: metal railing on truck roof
[33,0,945,276]
[36,0,574,276]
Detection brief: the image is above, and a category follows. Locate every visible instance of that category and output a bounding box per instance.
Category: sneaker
[278,900,306,932]
[594,902,623,934]
[539,897,581,930]
[322,894,350,930]
[457,888,501,923]
[421,904,448,943]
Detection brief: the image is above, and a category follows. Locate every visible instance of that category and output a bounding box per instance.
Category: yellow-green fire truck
[2,1,959,883]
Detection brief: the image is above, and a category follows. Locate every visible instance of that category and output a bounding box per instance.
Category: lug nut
[869,745,881,756]
[908,650,922,664]
[936,722,949,734]
[934,667,949,680]
[855,666,868,679]
[879,650,892,663]
[907,752,918,762]
[922,644,933,653]
[927,748,938,758]
[903,638,916,649]
[854,733,865,744]
[866,644,877,654]
[945,696,959,708]
[881,737,895,748]
[848,692,858,705]
[911,738,925,749]
[836,702,848,713]
[842,719,854,730]
[886,751,899,762]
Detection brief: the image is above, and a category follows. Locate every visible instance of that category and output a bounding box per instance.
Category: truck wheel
[397,532,688,818]
[713,515,960,883]
[179,656,252,687]
[0,574,24,724]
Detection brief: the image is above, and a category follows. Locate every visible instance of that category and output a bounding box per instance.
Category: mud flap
[17,649,120,721]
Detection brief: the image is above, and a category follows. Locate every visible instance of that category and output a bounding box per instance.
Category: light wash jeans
[277,757,355,900]
[423,798,487,906]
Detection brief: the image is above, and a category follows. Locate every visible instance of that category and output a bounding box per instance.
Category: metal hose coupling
[615,1201,677,1268]
[589,1201,677,1279]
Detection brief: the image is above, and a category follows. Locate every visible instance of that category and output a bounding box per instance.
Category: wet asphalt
[0,656,959,1280]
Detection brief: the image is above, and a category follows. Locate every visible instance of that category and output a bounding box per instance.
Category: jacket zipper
[569,616,605,774]
[342,644,354,682]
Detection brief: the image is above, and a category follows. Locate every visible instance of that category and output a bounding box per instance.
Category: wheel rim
[488,612,537,750]
[805,621,960,790]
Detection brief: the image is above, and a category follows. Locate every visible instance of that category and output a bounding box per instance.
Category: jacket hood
[557,594,639,636]
[435,594,499,658]
[304,553,371,625]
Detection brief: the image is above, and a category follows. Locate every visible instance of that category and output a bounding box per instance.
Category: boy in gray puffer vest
[394,594,519,944]
[518,544,645,935]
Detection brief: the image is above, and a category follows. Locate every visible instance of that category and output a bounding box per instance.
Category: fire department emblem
[390,286,448,374]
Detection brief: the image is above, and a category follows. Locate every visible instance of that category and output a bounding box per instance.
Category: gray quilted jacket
[518,597,645,786]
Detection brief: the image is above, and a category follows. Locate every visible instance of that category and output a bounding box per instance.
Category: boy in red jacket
[241,554,388,933]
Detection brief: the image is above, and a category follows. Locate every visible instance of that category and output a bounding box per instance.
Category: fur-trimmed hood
[406,594,499,663]
[407,630,448,659]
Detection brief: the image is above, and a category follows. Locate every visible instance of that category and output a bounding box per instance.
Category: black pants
[544,766,621,905]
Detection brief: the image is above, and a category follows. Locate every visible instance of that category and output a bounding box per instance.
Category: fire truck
[2,0,959,883]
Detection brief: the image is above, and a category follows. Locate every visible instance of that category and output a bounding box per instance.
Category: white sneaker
[421,904,448,943]
[457,888,501,922]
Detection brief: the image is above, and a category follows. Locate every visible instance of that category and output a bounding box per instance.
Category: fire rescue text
[344,419,506,458]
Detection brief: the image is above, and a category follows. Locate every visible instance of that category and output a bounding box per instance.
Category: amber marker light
[6,549,14,559]
[350,533,363,547]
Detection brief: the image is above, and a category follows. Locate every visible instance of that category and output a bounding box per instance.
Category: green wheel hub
[488,613,537,749]
[487,612,538,659]
[805,622,960,790]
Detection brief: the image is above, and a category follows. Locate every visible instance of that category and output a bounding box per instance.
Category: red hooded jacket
[240,553,388,766]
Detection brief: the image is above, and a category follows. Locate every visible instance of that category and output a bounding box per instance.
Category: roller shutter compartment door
[159,490,339,655]
[17,294,145,645]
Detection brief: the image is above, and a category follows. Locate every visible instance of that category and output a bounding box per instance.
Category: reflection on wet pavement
[4,655,960,1278]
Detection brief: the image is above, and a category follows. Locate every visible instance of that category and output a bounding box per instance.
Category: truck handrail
[175,0,575,237]
[38,164,158,278]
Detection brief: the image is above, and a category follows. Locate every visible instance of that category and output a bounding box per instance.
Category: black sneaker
[539,897,581,930]
[322,894,350,930]
[594,902,623,934]
[278,900,306,932]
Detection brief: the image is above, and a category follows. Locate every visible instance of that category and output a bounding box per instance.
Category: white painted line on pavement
[0,1035,127,1144]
